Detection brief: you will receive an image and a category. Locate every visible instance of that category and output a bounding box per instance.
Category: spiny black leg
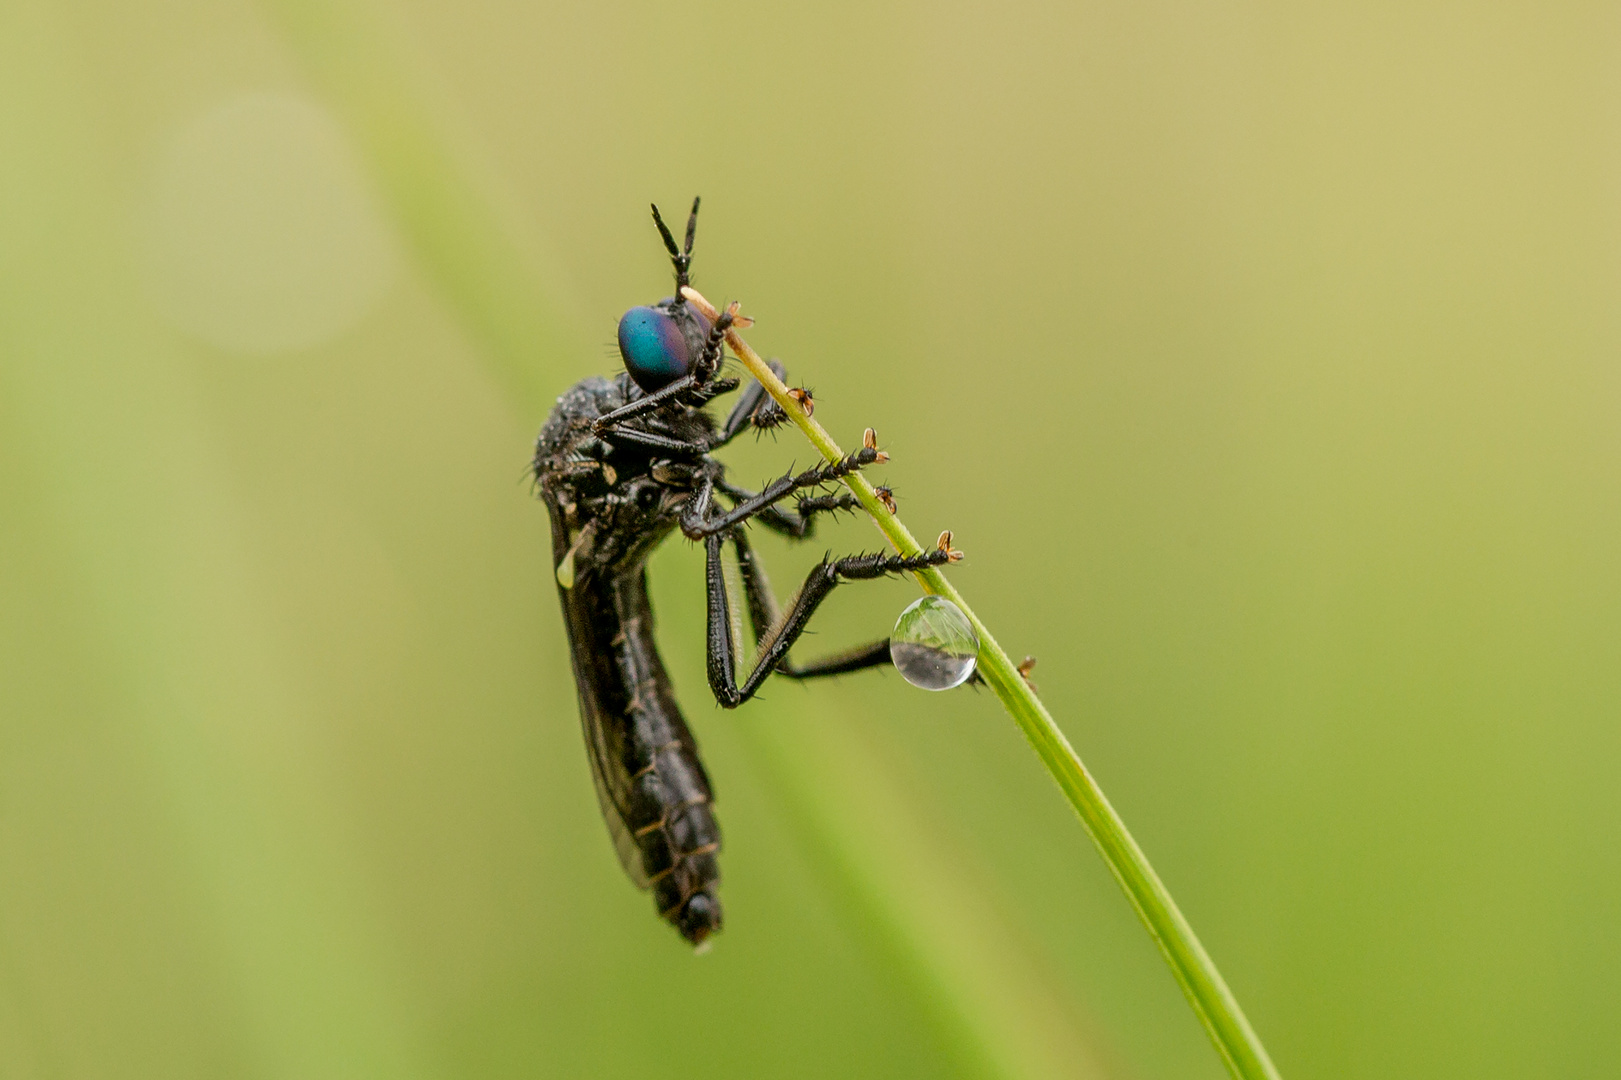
[704,534,953,708]
[729,530,892,679]
[591,370,740,441]
[720,499,802,539]
[749,396,790,434]
[651,197,699,290]
[717,480,859,539]
[795,494,862,517]
[594,423,712,457]
[713,359,788,448]
[704,533,742,704]
[779,640,893,679]
[683,376,741,407]
[730,529,779,646]
[593,374,701,435]
[688,305,731,385]
[680,446,884,540]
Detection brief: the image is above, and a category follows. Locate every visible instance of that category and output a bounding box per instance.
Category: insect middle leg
[703,530,952,708]
[679,447,881,540]
[715,479,859,539]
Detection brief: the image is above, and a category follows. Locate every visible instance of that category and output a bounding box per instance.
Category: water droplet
[891,596,978,690]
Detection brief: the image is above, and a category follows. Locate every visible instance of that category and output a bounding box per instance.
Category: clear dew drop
[891,596,979,691]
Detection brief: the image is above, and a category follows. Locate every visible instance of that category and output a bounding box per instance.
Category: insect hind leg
[704,531,951,707]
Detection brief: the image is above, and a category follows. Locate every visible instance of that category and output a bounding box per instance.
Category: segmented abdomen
[626,725,723,943]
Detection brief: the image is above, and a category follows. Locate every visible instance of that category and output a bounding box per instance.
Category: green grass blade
[259,0,577,416]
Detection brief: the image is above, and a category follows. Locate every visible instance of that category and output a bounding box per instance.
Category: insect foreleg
[591,375,733,436]
[592,377,695,434]
[594,425,713,456]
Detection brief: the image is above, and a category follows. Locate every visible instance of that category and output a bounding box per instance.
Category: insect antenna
[650,196,700,291]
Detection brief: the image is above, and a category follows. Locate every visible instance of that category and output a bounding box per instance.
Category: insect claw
[935,529,964,562]
[787,387,814,416]
[722,300,755,329]
[873,485,897,513]
[1016,656,1039,692]
[862,427,878,450]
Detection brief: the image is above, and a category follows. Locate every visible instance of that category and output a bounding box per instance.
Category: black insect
[532,199,955,947]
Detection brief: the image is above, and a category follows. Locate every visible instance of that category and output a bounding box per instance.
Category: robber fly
[532,199,956,947]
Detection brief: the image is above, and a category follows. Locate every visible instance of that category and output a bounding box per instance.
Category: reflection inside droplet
[891,596,978,690]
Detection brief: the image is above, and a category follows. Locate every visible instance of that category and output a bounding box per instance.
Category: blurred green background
[3,1,1617,1077]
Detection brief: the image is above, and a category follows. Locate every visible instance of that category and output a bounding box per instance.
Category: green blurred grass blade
[0,5,436,1074]
[738,711,1117,1079]
[256,1,1116,1076]
[258,0,577,416]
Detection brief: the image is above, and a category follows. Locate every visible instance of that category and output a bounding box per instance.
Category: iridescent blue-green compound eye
[617,306,691,393]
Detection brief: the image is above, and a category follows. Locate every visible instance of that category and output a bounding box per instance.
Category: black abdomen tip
[678,892,723,948]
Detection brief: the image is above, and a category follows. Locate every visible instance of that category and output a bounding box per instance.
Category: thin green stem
[688,288,1282,1080]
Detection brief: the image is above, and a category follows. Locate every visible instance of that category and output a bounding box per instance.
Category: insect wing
[544,497,654,891]
[579,689,652,888]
